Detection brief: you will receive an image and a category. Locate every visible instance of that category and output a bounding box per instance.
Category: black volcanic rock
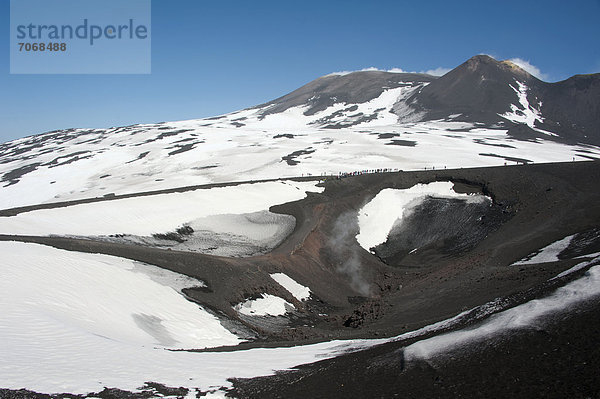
[536,73,600,145]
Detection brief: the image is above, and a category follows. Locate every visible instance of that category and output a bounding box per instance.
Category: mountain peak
[257,69,435,117]
[459,54,534,80]
[465,54,497,66]
[404,54,541,124]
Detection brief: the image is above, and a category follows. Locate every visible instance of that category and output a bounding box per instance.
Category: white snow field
[355,182,490,251]
[234,294,295,316]
[270,272,311,300]
[1,85,599,210]
[2,241,600,395]
[0,180,322,237]
[0,242,239,351]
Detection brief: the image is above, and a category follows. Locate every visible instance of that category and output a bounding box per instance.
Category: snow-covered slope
[0,242,240,351]
[2,241,600,396]
[1,55,598,209]
[0,180,321,256]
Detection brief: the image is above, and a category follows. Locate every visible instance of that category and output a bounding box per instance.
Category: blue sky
[1,0,599,143]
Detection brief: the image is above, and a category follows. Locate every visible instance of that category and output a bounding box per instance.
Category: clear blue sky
[1,0,599,143]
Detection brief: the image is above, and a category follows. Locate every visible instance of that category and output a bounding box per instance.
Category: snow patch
[270,273,311,301]
[513,235,576,265]
[500,80,556,137]
[576,251,600,259]
[551,255,600,280]
[234,294,294,316]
